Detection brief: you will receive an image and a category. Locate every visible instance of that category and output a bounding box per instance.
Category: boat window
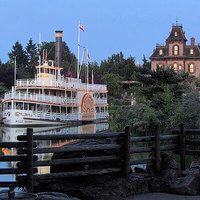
[16,102,23,110]
[8,102,11,109]
[72,91,77,98]
[24,103,28,110]
[67,91,71,97]
[96,107,100,113]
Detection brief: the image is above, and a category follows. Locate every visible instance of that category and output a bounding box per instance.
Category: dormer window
[175,32,177,36]
[159,49,163,55]
[190,49,194,55]
[173,45,179,55]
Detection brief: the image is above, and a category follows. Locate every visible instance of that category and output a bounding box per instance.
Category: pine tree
[26,39,38,77]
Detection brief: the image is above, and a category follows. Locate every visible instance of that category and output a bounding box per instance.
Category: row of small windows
[158,64,195,73]
[159,47,194,56]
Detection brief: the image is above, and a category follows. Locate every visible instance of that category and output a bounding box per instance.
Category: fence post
[26,128,34,193]
[124,125,131,180]
[155,124,161,172]
[179,123,185,172]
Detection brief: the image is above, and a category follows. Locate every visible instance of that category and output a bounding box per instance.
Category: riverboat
[2,30,108,126]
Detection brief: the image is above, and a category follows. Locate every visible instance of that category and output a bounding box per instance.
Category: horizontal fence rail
[1,123,200,193]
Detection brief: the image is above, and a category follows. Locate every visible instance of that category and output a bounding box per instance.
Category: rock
[190,157,200,169]
[146,152,179,192]
[147,152,179,172]
[51,138,121,173]
[34,138,151,200]
[134,167,147,173]
[169,156,200,195]
[35,173,151,200]
[36,192,80,200]
[169,174,200,195]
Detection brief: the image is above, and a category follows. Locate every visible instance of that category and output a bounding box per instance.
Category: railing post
[27,128,34,193]
[155,124,161,172]
[124,125,131,179]
[179,123,185,172]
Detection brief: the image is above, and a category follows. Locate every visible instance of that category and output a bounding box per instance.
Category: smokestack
[55,30,63,67]
[191,37,195,46]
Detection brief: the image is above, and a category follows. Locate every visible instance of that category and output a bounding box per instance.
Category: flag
[43,50,46,61]
[79,22,85,32]
[87,52,90,60]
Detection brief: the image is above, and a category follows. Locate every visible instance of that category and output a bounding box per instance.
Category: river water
[0,122,109,189]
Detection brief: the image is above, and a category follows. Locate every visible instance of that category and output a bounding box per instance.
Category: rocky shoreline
[34,139,200,200]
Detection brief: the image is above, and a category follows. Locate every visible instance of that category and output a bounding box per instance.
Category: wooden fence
[0,123,200,193]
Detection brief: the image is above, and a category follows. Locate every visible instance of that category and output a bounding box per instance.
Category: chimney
[191,37,195,46]
[55,30,63,67]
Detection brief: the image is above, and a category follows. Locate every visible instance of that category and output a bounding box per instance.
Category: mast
[87,49,89,85]
[39,32,41,66]
[14,56,16,87]
[77,21,80,79]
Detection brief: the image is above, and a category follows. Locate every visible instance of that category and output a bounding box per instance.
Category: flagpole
[39,32,41,66]
[14,56,16,87]
[92,69,94,84]
[87,49,89,86]
[77,21,80,79]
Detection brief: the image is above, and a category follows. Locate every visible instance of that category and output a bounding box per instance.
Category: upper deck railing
[16,79,107,92]
[3,92,107,105]
[4,92,79,105]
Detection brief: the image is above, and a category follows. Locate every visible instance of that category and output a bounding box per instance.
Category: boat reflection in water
[1,123,109,174]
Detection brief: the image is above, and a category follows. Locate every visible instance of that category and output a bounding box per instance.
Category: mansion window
[173,45,179,55]
[178,65,182,71]
[189,64,195,73]
[175,31,177,36]
[159,49,163,55]
[190,49,194,55]
[174,63,178,72]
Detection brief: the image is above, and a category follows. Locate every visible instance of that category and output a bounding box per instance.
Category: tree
[26,39,38,77]
[8,41,29,79]
[0,62,14,88]
[0,82,8,97]
[41,41,76,76]
[102,73,122,97]
[112,103,159,135]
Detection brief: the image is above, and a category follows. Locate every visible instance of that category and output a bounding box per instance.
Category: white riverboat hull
[3,109,108,126]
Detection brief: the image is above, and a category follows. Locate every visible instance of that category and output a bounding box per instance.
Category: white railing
[32,111,80,121]
[16,79,107,91]
[96,112,109,119]
[93,98,107,105]
[32,111,108,121]
[4,92,78,105]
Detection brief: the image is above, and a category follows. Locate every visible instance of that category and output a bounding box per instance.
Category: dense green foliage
[111,66,199,135]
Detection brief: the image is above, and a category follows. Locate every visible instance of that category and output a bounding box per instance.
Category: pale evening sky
[0,0,200,65]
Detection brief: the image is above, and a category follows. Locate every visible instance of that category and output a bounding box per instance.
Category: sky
[0,0,200,65]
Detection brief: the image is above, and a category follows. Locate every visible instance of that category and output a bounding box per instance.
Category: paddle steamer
[2,31,108,126]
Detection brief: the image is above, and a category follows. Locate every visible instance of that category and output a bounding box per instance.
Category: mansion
[150,24,200,78]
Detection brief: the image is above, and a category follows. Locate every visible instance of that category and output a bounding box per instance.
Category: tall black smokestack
[55,30,63,67]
